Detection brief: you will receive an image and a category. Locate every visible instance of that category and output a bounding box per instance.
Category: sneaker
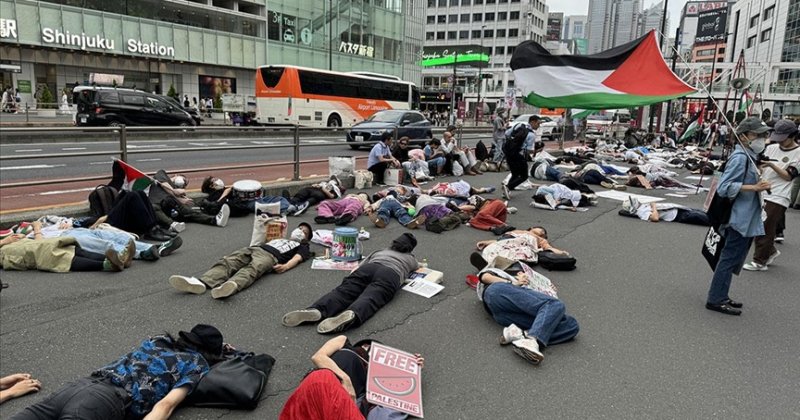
[104,249,125,272]
[543,194,558,210]
[507,206,518,214]
[282,309,323,327]
[501,183,511,199]
[512,338,544,364]
[158,236,183,257]
[484,186,496,193]
[292,201,310,216]
[169,275,207,294]
[613,184,627,191]
[140,245,161,261]
[405,214,427,230]
[170,221,186,233]
[774,234,784,244]
[215,204,230,227]
[335,214,354,226]
[369,211,387,228]
[600,181,614,189]
[315,216,334,224]
[121,240,135,268]
[317,310,357,334]
[742,261,768,271]
[500,324,525,345]
[211,281,238,299]
[765,249,781,266]
[470,251,488,270]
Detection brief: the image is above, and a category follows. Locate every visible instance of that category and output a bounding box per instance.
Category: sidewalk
[0,112,233,127]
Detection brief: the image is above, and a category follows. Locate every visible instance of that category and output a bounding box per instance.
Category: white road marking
[15,149,43,152]
[62,147,86,151]
[89,161,111,165]
[39,187,96,196]
[188,142,231,146]
[251,141,278,145]
[136,158,162,162]
[127,144,170,149]
[303,140,333,144]
[0,164,67,171]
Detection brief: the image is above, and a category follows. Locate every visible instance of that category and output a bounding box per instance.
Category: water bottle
[419,258,428,269]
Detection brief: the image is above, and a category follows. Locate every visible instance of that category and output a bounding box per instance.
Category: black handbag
[705,158,749,226]
[185,353,275,410]
[701,225,726,270]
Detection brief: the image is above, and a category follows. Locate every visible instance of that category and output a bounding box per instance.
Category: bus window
[261,67,285,88]
[411,86,420,109]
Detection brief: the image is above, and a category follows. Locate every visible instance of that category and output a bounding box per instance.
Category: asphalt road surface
[1,169,798,419]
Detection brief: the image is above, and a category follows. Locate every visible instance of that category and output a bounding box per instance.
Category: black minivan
[73,86,196,127]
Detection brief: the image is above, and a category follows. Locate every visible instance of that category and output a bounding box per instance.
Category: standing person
[706,117,773,316]
[182,94,190,107]
[501,116,540,199]
[282,233,419,334]
[742,120,800,271]
[9,324,226,420]
[367,136,399,186]
[492,110,506,163]
[1,87,9,112]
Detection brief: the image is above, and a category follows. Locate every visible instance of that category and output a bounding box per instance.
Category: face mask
[213,179,224,189]
[290,228,306,242]
[750,138,766,154]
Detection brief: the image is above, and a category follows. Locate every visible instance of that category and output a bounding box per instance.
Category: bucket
[331,227,361,262]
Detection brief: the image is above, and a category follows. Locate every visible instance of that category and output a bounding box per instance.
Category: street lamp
[475,24,487,126]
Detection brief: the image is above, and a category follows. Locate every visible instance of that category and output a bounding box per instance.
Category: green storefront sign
[17,80,31,93]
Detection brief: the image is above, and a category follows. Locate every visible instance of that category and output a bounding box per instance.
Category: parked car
[163,96,204,126]
[346,110,433,150]
[511,114,563,141]
[73,86,196,127]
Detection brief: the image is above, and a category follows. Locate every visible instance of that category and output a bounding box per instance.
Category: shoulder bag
[185,353,275,410]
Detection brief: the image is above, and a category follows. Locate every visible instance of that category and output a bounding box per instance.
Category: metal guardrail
[0,124,491,189]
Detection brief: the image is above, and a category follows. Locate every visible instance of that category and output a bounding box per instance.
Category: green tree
[167,83,178,100]
[213,92,222,111]
[39,85,55,109]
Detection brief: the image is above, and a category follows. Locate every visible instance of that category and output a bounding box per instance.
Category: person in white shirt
[743,120,800,271]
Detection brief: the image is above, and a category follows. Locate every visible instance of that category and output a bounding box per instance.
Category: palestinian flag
[738,90,753,114]
[678,106,704,144]
[112,159,152,192]
[511,30,695,110]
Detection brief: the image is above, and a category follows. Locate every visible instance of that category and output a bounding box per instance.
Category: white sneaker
[500,324,524,345]
[765,249,781,266]
[215,204,230,227]
[507,206,518,214]
[742,262,768,271]
[282,309,323,327]
[512,338,544,364]
[211,280,238,299]
[292,201,310,216]
[170,221,186,233]
[169,275,207,294]
[501,183,511,199]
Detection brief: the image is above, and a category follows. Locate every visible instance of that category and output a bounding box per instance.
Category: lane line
[0,164,67,171]
[89,161,111,165]
[62,147,87,151]
[15,148,43,152]
[39,187,96,196]
[136,158,162,162]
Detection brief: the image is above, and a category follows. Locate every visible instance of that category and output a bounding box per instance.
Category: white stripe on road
[0,164,67,171]
[127,144,170,149]
[136,158,162,162]
[62,147,87,151]
[251,141,278,145]
[303,140,333,144]
[188,142,231,146]
[89,161,111,165]
[39,187,95,196]
[15,149,43,152]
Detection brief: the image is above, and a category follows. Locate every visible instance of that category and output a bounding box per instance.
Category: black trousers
[311,263,403,326]
[368,162,389,184]
[506,156,528,191]
[69,246,106,271]
[107,191,157,235]
[290,188,326,206]
[9,377,129,420]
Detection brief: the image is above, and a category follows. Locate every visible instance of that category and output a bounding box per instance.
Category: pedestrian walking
[501,115,540,199]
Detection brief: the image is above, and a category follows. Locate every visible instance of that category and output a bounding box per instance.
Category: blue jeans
[707,228,753,305]
[66,228,151,259]
[581,169,610,185]
[545,166,562,182]
[427,157,445,173]
[600,164,626,176]
[377,199,412,226]
[483,283,579,346]
[246,196,294,214]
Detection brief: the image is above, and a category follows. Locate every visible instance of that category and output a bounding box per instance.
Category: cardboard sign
[367,343,423,418]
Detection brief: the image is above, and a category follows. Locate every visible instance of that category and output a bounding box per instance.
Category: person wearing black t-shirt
[168,223,313,299]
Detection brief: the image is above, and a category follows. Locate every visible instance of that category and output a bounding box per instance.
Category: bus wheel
[327,114,341,128]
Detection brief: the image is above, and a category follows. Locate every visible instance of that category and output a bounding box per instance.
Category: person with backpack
[501,116,540,199]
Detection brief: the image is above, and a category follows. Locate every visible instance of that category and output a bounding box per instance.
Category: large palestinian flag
[511,30,695,110]
[112,159,152,192]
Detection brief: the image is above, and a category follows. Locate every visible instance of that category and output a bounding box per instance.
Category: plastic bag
[452,161,464,176]
[329,156,357,178]
[250,202,282,246]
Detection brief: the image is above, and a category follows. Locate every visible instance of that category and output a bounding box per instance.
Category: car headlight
[371,129,390,135]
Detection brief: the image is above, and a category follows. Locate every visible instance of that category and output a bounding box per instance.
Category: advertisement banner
[367,343,423,418]
[199,75,236,100]
[695,7,728,43]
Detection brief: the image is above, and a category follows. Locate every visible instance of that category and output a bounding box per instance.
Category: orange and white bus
[254,65,419,127]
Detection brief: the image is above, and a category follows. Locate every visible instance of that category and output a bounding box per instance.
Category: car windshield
[513,114,533,123]
[367,111,404,123]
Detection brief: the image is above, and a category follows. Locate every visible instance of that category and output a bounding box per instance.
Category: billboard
[695,7,728,43]
[420,44,489,67]
[683,1,730,17]
[547,14,563,41]
[198,75,236,100]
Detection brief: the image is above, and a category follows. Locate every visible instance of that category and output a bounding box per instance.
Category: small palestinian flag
[511,30,695,110]
[678,105,704,144]
[738,90,753,114]
[112,159,152,192]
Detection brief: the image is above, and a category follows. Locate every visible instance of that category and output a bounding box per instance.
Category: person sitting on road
[279,335,424,420]
[366,195,426,229]
[477,258,580,365]
[315,193,372,226]
[392,136,412,163]
[441,131,479,175]
[460,195,517,235]
[8,324,227,420]
[423,138,447,176]
[1,223,127,273]
[0,374,41,405]
[169,223,313,299]
[619,197,711,225]
[367,136,400,186]
[282,233,419,334]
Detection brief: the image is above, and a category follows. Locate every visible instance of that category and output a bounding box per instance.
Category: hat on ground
[769,119,798,143]
[735,116,771,135]
[179,324,224,356]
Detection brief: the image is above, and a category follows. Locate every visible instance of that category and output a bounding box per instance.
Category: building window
[447,31,457,39]
[761,28,771,42]
[498,12,507,20]
[473,13,482,22]
[747,35,757,48]
[437,31,446,40]
[472,30,482,38]
[508,46,516,55]
[427,16,435,24]
[438,15,446,23]
[474,0,483,4]
[750,14,760,28]
[485,12,495,21]
[764,5,774,20]
[510,11,520,20]
[461,13,470,23]
[460,30,469,39]
[463,0,471,4]
[487,0,496,4]
[497,29,506,37]
[509,28,519,37]
[428,0,436,6]
[449,14,458,23]
[484,29,494,37]
[426,32,435,40]
[450,0,459,5]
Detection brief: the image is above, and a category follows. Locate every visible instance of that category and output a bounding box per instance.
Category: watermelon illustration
[373,376,416,396]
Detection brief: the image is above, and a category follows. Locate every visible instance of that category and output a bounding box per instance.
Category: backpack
[502,123,529,156]
[88,185,120,217]
[475,140,490,161]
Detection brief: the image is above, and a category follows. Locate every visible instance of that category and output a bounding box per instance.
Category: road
[1,169,798,419]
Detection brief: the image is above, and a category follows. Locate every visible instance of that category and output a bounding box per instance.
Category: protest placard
[367,343,423,418]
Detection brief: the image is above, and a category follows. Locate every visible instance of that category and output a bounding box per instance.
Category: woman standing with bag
[705,117,772,316]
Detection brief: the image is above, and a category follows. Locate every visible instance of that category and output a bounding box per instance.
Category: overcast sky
[547,0,685,37]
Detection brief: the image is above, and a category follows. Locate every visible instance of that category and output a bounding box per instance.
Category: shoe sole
[216,205,231,227]
[282,310,322,327]
[123,241,135,268]
[512,346,544,364]
[159,236,183,257]
[317,311,356,334]
[105,249,124,271]
[172,223,186,233]
[405,215,426,230]
[765,250,781,266]
[211,282,238,299]
[470,251,488,270]
[742,264,768,271]
[705,304,742,316]
[169,275,206,294]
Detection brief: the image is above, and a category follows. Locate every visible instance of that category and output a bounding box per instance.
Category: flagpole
[648,0,670,134]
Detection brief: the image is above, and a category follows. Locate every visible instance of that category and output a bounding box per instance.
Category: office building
[586,0,642,55]
[677,1,734,57]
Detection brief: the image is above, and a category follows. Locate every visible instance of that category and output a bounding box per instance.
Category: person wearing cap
[169,222,313,299]
[9,324,226,420]
[282,233,420,334]
[742,120,800,272]
[705,117,773,316]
